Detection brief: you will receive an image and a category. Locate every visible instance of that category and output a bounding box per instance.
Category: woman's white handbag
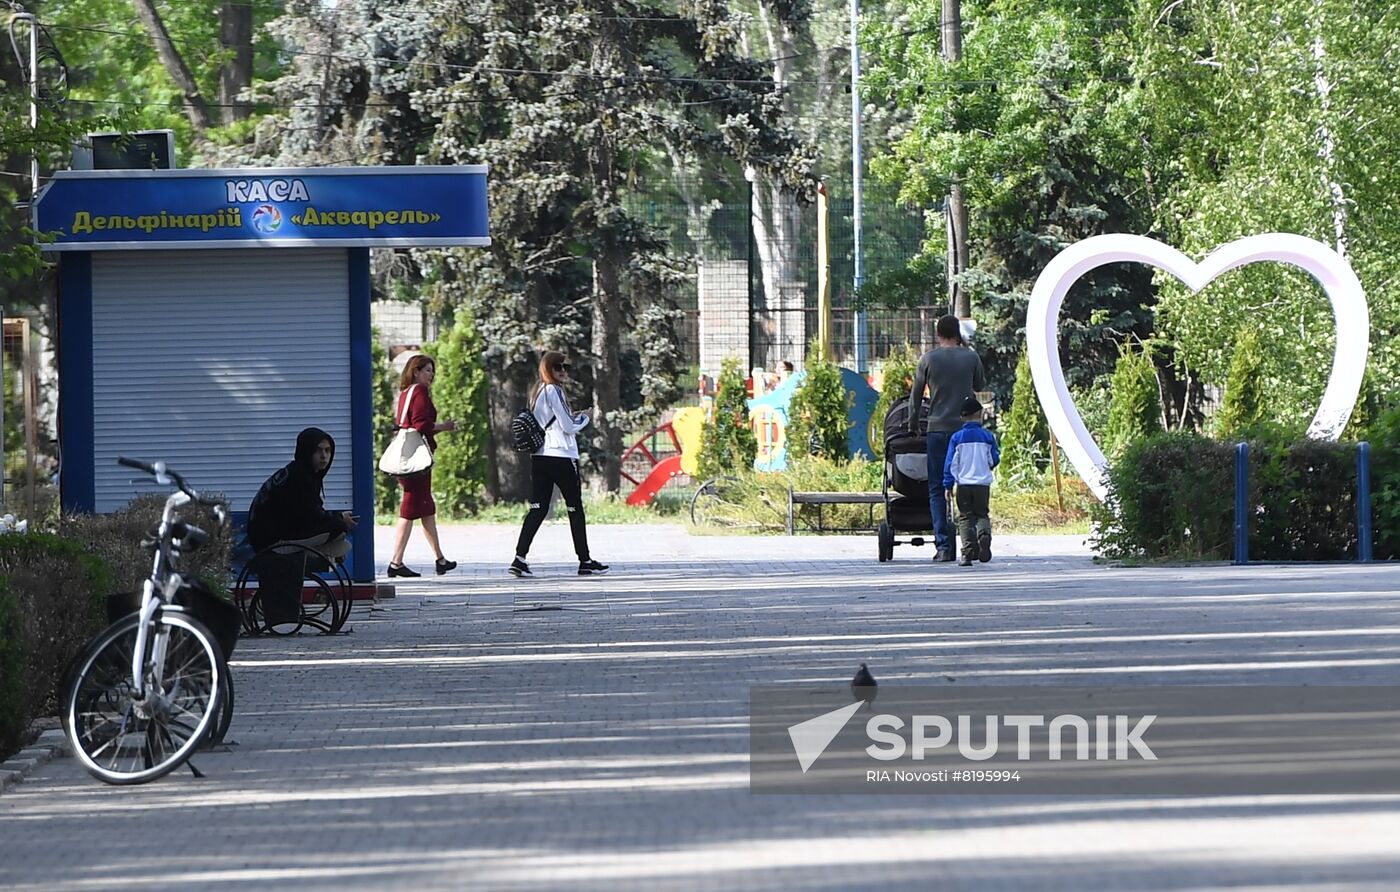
[378,385,434,476]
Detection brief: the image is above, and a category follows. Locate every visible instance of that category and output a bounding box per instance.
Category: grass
[683,459,1093,536]
[372,464,1094,537]
[990,477,1095,535]
[375,489,692,526]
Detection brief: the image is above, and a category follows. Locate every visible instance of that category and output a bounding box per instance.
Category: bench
[231,543,354,635]
[786,490,885,535]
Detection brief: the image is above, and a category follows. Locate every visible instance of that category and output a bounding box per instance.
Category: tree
[1215,328,1268,440]
[697,356,757,478]
[1134,0,1400,433]
[46,0,285,157]
[1105,342,1162,457]
[424,307,490,516]
[2,6,119,306]
[999,348,1049,479]
[863,0,1156,400]
[253,0,814,498]
[870,342,917,461]
[786,342,849,460]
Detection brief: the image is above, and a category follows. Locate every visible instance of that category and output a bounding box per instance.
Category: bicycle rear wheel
[64,610,223,785]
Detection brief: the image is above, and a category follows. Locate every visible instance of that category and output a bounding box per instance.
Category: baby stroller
[877,396,941,562]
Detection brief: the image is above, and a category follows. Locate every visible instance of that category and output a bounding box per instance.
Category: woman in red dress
[387,354,458,577]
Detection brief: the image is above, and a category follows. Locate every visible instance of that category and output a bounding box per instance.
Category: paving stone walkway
[2,523,1398,890]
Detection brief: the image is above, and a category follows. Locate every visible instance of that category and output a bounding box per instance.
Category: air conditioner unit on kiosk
[72,130,177,171]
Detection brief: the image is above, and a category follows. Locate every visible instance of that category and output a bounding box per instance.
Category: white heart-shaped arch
[1026,233,1370,500]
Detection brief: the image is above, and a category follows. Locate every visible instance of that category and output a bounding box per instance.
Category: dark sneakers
[977,532,993,563]
[387,563,420,578]
[435,558,458,575]
[508,558,533,578]
[578,560,609,576]
[958,556,974,567]
[935,549,956,563]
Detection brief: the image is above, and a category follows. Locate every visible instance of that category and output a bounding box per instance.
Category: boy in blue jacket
[943,396,1000,566]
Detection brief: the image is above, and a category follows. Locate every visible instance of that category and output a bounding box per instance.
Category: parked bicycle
[62,457,236,784]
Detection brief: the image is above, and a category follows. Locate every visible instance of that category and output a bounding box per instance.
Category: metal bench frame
[232,543,353,635]
[786,490,884,535]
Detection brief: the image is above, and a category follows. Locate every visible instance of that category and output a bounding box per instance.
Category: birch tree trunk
[1310,17,1348,258]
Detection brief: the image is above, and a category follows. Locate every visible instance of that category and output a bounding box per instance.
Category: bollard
[1358,442,1373,563]
[1234,442,1249,565]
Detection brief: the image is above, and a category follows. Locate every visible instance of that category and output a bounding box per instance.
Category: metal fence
[631,178,941,378]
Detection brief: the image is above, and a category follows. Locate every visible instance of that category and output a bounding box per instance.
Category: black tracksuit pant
[515,455,591,561]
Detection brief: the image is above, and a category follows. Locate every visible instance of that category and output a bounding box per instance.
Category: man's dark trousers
[925,430,954,554]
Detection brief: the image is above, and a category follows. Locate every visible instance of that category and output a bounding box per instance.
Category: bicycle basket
[175,579,240,661]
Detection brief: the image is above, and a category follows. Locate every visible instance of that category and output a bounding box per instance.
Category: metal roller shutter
[90,249,353,514]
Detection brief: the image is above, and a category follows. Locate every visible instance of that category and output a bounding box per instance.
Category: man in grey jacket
[908,315,987,561]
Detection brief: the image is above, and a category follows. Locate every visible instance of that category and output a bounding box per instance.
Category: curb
[0,729,67,794]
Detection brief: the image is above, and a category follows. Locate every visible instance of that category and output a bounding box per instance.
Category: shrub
[697,357,757,478]
[1073,375,1113,453]
[1366,405,1400,559]
[1216,327,1267,439]
[786,343,850,461]
[1093,431,1235,561]
[871,343,918,461]
[425,306,490,517]
[0,532,111,756]
[58,495,232,595]
[0,581,25,754]
[1250,437,1357,561]
[1094,431,1370,562]
[1104,342,1162,458]
[999,348,1050,483]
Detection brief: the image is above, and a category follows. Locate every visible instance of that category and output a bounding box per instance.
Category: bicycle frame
[129,488,193,702]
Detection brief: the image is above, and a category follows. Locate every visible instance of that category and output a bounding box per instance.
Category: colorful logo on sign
[251,204,283,233]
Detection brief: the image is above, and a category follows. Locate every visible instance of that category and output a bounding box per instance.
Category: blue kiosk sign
[35,165,489,250]
[35,165,489,587]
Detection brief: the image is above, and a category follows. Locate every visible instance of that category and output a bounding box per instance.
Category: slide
[625,454,683,507]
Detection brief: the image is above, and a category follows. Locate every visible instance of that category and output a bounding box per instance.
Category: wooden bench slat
[790,492,884,504]
[786,489,885,535]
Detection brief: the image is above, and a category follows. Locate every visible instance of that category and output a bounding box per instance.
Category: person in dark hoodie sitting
[246,427,357,561]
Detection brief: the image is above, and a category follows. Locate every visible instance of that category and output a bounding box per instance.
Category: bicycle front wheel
[64,611,223,785]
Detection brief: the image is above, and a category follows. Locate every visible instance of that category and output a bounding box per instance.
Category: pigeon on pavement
[851,663,877,710]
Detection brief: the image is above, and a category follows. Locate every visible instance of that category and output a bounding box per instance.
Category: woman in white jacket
[509,351,609,577]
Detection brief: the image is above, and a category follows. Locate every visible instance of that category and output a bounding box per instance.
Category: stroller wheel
[878,521,894,563]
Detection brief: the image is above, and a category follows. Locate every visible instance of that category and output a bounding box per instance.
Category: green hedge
[57,495,232,595]
[0,533,111,755]
[1093,430,1391,562]
[1369,406,1400,559]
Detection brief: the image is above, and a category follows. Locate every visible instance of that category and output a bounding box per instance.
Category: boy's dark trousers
[954,484,991,561]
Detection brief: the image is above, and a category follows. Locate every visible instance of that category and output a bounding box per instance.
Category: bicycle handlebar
[116,456,226,508]
[116,456,157,474]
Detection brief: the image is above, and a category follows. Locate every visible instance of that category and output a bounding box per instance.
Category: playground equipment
[622,407,705,506]
[747,368,879,471]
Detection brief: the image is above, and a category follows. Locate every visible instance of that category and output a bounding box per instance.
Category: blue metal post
[1358,442,1373,563]
[1234,442,1249,565]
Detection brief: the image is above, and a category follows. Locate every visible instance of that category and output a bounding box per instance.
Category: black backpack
[510,411,554,453]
